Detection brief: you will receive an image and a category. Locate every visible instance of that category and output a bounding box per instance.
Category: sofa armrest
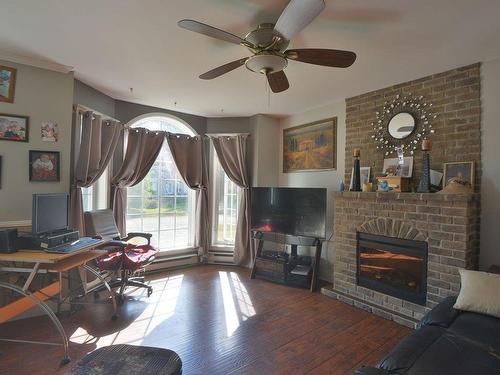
[418,296,459,328]
[352,367,389,375]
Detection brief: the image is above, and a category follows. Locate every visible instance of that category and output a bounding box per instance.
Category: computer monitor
[32,193,70,234]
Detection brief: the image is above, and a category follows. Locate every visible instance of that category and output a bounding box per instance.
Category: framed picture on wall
[0,65,17,103]
[0,113,29,142]
[283,117,337,173]
[41,121,59,142]
[29,150,60,182]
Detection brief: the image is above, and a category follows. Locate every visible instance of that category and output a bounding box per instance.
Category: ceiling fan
[178,0,356,93]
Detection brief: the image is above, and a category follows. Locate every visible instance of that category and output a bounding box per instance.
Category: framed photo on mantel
[283,117,337,173]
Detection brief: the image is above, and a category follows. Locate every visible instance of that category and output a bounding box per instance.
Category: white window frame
[125,113,197,254]
[209,145,241,252]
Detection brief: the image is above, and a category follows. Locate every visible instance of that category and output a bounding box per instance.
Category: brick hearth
[322,192,480,328]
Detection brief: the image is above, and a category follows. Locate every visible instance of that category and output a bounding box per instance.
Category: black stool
[66,344,182,375]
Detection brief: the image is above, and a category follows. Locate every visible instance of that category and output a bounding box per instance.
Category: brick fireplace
[322,192,480,328]
[320,63,482,327]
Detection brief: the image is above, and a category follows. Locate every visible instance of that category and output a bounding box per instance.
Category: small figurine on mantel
[417,139,432,193]
[351,148,362,191]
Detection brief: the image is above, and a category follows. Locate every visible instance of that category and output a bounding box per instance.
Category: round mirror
[388,112,415,139]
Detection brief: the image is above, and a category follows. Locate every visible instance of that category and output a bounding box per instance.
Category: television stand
[250,231,322,292]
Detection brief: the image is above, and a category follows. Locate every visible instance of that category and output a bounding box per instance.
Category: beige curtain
[70,111,122,235]
[111,128,165,235]
[211,135,252,266]
[166,133,209,259]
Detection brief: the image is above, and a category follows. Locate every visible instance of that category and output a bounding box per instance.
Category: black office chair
[84,209,158,302]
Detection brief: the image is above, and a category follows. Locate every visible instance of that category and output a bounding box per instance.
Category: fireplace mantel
[336,191,480,202]
[323,191,480,328]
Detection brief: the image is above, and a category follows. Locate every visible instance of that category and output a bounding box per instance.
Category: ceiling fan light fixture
[245,53,287,75]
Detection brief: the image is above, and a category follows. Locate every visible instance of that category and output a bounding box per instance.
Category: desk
[0,240,116,364]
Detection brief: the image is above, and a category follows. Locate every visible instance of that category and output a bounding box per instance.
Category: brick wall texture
[333,192,480,326]
[344,63,481,191]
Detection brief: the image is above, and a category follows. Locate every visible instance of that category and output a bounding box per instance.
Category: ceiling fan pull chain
[265,78,271,108]
[268,83,271,108]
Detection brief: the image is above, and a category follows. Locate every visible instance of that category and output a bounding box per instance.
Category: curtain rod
[205,133,251,137]
[73,104,121,123]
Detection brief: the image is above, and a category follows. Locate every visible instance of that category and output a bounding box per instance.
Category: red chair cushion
[96,250,122,271]
[122,244,158,272]
[97,244,158,272]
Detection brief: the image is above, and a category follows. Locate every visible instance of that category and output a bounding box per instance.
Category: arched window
[126,114,196,252]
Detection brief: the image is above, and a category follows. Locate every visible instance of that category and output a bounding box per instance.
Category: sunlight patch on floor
[219,271,256,337]
[70,274,184,348]
[230,272,256,321]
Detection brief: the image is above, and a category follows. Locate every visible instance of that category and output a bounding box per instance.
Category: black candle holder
[417,151,431,193]
[351,156,362,192]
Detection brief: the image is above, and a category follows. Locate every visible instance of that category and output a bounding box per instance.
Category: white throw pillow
[454,269,500,319]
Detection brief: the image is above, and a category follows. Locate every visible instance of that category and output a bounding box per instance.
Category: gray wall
[480,57,500,269]
[0,60,74,222]
[206,117,251,134]
[115,100,207,134]
[73,79,115,117]
[249,114,280,187]
[278,101,347,282]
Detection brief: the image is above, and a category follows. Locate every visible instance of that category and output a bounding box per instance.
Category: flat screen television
[32,193,70,234]
[251,187,327,239]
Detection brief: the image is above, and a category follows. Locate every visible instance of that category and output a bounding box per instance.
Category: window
[211,149,241,248]
[81,167,109,211]
[126,115,196,252]
[81,186,93,212]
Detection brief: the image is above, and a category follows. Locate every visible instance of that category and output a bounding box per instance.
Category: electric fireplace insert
[357,232,428,305]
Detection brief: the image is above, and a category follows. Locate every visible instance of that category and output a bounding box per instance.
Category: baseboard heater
[208,250,235,265]
[146,253,199,272]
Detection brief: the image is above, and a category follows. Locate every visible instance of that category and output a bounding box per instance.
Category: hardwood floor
[0,265,411,375]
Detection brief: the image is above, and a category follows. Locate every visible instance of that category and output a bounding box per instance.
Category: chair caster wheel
[111,314,118,321]
[93,291,100,299]
[60,356,71,366]
[147,287,153,297]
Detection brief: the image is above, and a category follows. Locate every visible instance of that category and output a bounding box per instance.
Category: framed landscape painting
[283,117,337,173]
[0,113,29,142]
[0,65,17,103]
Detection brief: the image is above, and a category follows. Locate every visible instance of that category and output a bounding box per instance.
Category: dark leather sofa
[354,296,500,375]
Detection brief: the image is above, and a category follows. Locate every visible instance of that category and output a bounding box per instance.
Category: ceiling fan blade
[178,19,244,45]
[274,0,325,41]
[267,70,289,93]
[199,58,248,80]
[286,48,356,68]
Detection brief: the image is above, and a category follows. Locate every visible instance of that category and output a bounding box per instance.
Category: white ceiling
[0,0,499,118]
